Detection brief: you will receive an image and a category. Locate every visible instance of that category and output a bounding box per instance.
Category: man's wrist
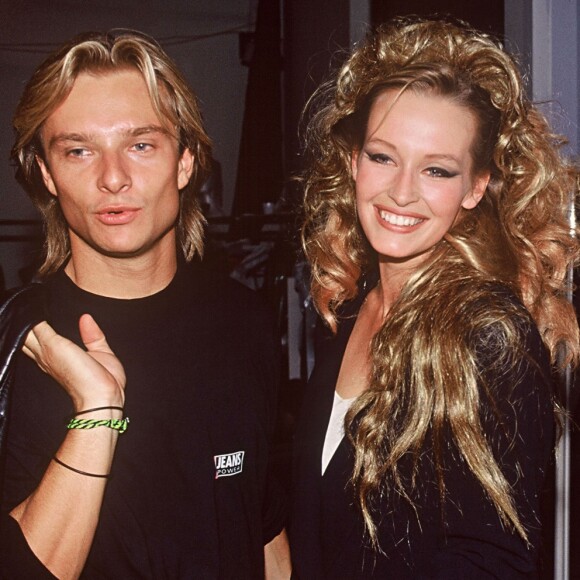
[71,405,124,422]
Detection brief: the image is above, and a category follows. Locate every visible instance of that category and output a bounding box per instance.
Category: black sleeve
[262,469,288,544]
[0,514,56,579]
[426,320,554,578]
[249,295,288,544]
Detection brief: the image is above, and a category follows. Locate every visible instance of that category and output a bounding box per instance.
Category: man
[0,31,289,578]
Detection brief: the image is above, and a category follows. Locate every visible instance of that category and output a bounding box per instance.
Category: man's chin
[71,229,177,262]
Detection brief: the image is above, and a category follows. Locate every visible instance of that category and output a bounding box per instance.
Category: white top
[321,391,356,475]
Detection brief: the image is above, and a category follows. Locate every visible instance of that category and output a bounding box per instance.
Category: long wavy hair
[301,18,579,545]
[12,30,212,277]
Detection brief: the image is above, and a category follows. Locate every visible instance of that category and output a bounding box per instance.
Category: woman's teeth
[379,210,423,227]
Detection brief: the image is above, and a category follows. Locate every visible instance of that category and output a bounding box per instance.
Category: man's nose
[97,151,131,194]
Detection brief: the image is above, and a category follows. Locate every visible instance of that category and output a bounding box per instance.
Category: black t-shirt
[1,262,284,578]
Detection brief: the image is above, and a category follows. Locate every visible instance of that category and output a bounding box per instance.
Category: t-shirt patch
[214,450,245,478]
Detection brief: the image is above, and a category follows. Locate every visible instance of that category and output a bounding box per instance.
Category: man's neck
[64,246,178,299]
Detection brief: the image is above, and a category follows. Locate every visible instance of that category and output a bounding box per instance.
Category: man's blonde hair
[13,30,212,276]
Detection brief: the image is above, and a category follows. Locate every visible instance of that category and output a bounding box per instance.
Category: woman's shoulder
[427,278,552,394]
[434,278,541,348]
[453,279,530,318]
[464,281,544,352]
[465,283,554,409]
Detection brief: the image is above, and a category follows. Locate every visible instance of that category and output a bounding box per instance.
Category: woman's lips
[376,207,425,230]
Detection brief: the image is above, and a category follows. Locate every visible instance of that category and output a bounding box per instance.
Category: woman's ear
[461,171,490,210]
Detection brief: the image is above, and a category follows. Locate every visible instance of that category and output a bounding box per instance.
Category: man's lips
[95,207,141,225]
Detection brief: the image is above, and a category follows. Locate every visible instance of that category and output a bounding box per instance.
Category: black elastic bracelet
[53,456,110,478]
[73,406,124,417]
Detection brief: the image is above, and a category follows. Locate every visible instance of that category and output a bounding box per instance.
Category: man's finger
[79,314,113,354]
[24,321,55,351]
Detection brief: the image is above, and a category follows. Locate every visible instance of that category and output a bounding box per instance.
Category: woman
[290,18,579,578]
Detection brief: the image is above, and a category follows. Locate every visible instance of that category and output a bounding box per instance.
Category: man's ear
[36,156,58,197]
[461,171,490,210]
[177,148,195,190]
[351,149,359,181]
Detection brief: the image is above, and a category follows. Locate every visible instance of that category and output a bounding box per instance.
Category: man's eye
[67,148,88,157]
[133,143,152,152]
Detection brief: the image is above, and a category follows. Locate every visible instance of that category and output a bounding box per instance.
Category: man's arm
[9,314,125,579]
[264,528,291,579]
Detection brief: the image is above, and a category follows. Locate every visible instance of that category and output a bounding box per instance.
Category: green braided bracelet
[67,417,129,434]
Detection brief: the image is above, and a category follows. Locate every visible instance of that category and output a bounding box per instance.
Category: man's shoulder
[176,261,278,352]
[180,261,270,313]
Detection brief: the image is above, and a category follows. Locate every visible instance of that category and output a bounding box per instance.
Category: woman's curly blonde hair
[301,18,579,546]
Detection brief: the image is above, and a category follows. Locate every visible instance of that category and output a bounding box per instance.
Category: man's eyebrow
[47,125,173,149]
[127,125,173,138]
[48,132,89,148]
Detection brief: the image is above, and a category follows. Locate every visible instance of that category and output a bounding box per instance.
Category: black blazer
[290,288,554,579]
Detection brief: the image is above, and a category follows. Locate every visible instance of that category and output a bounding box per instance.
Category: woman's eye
[366,152,392,164]
[426,167,456,178]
